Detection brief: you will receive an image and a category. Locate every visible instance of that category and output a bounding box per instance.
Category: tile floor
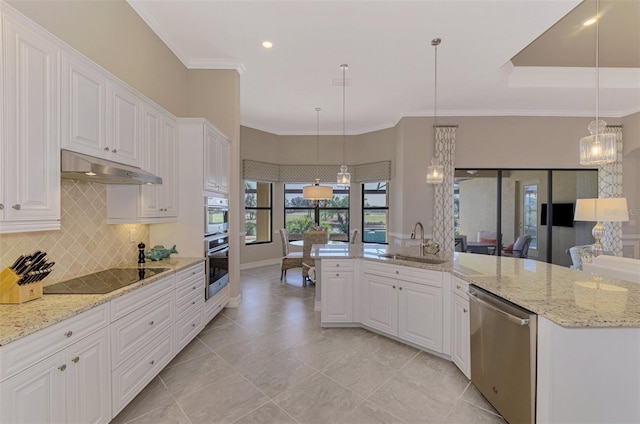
[111,265,505,424]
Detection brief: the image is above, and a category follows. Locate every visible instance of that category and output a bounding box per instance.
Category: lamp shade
[303,184,332,201]
[574,198,629,222]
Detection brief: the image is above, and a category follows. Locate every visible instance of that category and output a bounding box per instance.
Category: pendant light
[337,64,351,187]
[579,0,616,166]
[303,107,333,204]
[426,38,444,184]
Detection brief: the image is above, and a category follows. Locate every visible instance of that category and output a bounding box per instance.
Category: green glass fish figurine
[144,245,178,261]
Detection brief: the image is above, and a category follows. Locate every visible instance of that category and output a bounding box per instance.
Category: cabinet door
[321,271,353,323]
[2,15,60,223]
[203,125,219,191]
[61,52,107,156]
[66,328,111,424]
[160,114,178,216]
[362,273,397,335]
[451,294,471,379]
[139,104,162,217]
[398,281,443,352]
[107,82,141,167]
[0,351,66,424]
[216,137,230,194]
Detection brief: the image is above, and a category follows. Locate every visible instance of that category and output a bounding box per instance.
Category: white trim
[187,59,245,74]
[227,293,242,308]
[240,258,280,270]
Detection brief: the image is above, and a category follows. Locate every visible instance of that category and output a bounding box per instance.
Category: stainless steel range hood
[61,149,162,185]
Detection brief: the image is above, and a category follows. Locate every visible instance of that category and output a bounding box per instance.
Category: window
[244,181,272,244]
[522,183,538,250]
[362,182,388,243]
[284,183,349,238]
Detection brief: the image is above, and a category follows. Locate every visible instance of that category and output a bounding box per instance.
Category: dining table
[466,241,497,255]
[289,240,346,247]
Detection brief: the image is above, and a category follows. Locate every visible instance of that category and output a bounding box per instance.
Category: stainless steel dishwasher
[468,285,537,424]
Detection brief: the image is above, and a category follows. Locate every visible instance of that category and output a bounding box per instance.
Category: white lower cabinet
[451,277,470,378]
[361,262,443,352]
[321,260,354,323]
[0,319,110,424]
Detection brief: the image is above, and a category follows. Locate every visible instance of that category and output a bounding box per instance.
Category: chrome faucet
[410,222,426,255]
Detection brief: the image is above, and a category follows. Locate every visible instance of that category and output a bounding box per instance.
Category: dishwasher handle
[468,290,530,326]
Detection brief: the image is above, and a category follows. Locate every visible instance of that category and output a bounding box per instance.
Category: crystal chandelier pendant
[579,119,616,165]
[426,159,444,184]
[337,164,351,187]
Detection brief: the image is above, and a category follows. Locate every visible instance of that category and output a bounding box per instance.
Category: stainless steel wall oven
[205,196,229,236]
[205,233,229,300]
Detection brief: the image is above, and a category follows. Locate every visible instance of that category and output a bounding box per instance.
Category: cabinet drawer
[176,279,204,318]
[364,262,442,287]
[322,260,354,271]
[452,276,469,299]
[175,263,205,285]
[111,328,175,417]
[0,304,109,382]
[110,274,174,321]
[176,303,204,352]
[110,293,175,368]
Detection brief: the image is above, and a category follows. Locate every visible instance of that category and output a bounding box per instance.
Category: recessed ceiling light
[261,40,273,49]
[582,16,597,27]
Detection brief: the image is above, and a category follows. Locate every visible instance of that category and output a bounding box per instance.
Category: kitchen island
[311,243,640,424]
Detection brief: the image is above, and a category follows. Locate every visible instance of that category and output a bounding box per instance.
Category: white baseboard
[240,258,280,270]
[227,293,242,307]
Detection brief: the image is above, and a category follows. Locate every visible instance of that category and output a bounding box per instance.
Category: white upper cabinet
[204,124,230,194]
[0,9,61,234]
[61,51,107,156]
[61,51,142,168]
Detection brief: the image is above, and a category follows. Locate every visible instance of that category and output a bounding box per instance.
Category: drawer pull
[12,204,21,210]
[463,308,468,313]
[336,264,340,267]
[150,360,155,365]
[399,287,403,291]
[192,301,196,305]
[395,270,399,274]
[192,271,196,275]
[192,323,196,327]
[104,147,110,152]
[336,273,339,277]
[64,331,73,338]
[72,356,80,363]
[393,285,396,289]
[0,204,4,210]
[112,149,117,153]
[58,364,66,371]
[456,285,461,289]
[192,286,197,290]
[149,321,154,326]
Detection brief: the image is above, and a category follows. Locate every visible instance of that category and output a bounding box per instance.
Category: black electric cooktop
[43,268,169,295]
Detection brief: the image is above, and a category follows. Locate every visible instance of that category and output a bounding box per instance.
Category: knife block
[0,267,43,304]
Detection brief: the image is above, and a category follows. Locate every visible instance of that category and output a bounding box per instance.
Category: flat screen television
[540,203,574,227]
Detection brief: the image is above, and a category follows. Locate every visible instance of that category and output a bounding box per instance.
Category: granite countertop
[311,243,640,328]
[0,257,204,346]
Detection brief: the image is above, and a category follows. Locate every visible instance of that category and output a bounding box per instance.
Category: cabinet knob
[395,270,399,274]
[150,360,155,365]
[64,331,73,337]
[12,204,20,210]
[104,147,110,152]
[336,264,340,267]
[72,356,80,363]
[149,321,154,326]
[192,323,196,327]
[399,287,403,291]
[192,286,197,290]
[456,285,461,289]
[192,301,196,305]
[463,308,468,313]
[112,149,117,153]
[393,285,396,289]
[192,271,196,275]
[0,204,4,210]
[58,364,67,371]
[336,273,339,277]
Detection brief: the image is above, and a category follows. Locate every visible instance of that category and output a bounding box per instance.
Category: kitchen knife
[26,252,47,274]
[10,255,24,270]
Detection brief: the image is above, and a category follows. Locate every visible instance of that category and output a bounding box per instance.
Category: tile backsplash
[0,179,149,286]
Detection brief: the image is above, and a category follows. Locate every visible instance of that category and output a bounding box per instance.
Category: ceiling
[128,0,640,135]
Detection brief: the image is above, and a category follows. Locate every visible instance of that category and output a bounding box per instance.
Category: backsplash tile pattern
[0,179,149,286]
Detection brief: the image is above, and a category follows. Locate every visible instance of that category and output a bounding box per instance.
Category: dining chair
[302,229,328,287]
[279,228,303,281]
[349,228,359,244]
[502,234,532,258]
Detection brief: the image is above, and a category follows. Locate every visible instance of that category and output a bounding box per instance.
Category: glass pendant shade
[426,160,444,184]
[303,178,332,201]
[337,164,351,186]
[579,120,616,165]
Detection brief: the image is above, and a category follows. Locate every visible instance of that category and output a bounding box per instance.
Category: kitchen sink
[379,253,449,264]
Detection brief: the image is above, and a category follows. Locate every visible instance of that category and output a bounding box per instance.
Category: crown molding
[188,59,246,74]
[508,66,640,89]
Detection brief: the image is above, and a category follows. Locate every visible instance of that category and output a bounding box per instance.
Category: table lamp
[574,197,629,256]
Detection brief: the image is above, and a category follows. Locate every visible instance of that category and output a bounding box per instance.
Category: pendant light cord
[316,107,321,164]
[595,0,600,124]
[434,40,438,128]
[341,64,347,164]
